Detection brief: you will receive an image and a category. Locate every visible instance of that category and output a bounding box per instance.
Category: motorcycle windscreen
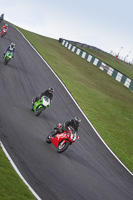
[43,97,50,107]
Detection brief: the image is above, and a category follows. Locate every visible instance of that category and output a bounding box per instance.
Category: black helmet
[73,116,81,126]
[48,87,54,93]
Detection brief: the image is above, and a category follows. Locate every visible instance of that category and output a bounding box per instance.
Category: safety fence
[59,38,133,92]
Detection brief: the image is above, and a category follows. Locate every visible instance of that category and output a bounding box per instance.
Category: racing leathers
[52,119,79,141]
[1,25,8,31]
[34,90,53,102]
[4,45,15,57]
[62,119,79,141]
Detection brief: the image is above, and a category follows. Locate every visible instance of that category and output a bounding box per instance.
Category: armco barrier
[59,38,133,92]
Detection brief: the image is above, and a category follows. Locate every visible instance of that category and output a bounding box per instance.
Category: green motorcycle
[32,96,51,116]
[4,51,13,65]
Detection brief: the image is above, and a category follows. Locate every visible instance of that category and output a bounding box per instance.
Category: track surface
[0,21,133,200]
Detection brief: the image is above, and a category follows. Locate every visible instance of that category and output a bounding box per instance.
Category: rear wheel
[57,140,69,153]
[35,106,43,116]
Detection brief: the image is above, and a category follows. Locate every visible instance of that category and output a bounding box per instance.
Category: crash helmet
[73,116,81,126]
[11,43,15,48]
[48,87,54,94]
[5,24,8,27]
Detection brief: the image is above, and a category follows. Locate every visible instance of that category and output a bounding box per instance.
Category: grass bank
[79,47,133,80]
[1,23,133,199]
[0,147,36,200]
[16,26,133,173]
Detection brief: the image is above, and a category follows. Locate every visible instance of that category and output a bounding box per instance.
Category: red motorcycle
[1,28,7,37]
[46,123,79,153]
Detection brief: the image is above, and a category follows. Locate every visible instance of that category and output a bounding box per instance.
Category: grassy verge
[16,26,133,174]
[0,147,36,200]
[1,22,133,199]
[78,47,133,80]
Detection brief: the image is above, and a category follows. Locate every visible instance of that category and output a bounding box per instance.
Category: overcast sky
[1,0,133,62]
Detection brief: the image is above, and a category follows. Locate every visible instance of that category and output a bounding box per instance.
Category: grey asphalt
[0,21,133,200]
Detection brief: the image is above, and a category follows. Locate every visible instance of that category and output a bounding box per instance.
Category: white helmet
[11,43,15,48]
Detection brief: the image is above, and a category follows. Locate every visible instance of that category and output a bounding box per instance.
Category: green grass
[0,148,36,200]
[77,46,133,80]
[1,23,133,199]
[16,26,133,174]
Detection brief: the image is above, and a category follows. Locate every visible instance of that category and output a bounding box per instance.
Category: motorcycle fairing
[51,132,70,148]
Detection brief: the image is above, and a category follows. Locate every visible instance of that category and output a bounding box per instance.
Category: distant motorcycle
[1,28,7,37]
[32,96,50,116]
[46,123,79,153]
[0,14,4,22]
[4,51,13,65]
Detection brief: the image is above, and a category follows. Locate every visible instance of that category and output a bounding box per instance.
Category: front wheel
[35,106,43,116]
[57,140,69,153]
[4,58,7,65]
[4,58,9,65]
[46,130,57,143]
[46,134,52,143]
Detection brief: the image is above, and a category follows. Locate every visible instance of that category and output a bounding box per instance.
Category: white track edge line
[13,26,132,177]
[15,26,133,177]
[0,141,41,200]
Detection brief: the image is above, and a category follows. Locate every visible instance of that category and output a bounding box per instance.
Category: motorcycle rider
[52,116,81,140]
[32,87,54,108]
[63,116,81,132]
[1,24,8,31]
[3,43,16,58]
[0,14,4,22]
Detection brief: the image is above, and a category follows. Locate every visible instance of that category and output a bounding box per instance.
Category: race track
[0,21,133,200]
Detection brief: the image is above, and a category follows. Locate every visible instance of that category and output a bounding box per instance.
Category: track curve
[0,21,133,200]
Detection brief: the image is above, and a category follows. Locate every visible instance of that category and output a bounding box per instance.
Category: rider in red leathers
[1,24,8,31]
